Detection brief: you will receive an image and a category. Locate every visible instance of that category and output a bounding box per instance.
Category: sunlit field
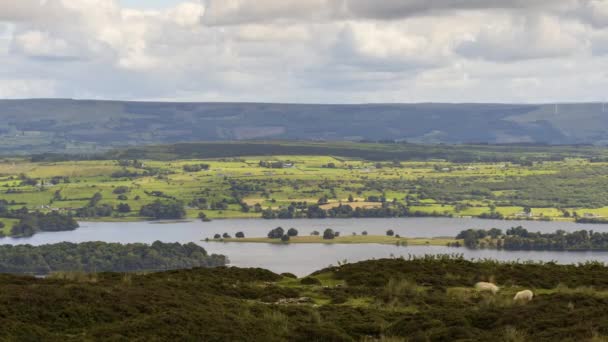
[2,154,608,222]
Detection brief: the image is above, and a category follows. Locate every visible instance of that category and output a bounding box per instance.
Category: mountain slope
[0,99,605,154]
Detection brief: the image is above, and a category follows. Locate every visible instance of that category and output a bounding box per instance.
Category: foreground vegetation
[0,241,226,274]
[4,142,608,237]
[0,256,607,340]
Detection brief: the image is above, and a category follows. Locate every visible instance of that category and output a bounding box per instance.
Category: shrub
[323,229,335,240]
[300,277,322,285]
[113,186,130,194]
[139,200,186,219]
[117,203,131,213]
[268,227,285,239]
[235,232,245,238]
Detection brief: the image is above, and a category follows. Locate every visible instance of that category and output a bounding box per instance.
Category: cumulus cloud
[0,0,607,102]
[577,0,608,27]
[342,0,575,20]
[456,15,586,61]
[201,0,579,24]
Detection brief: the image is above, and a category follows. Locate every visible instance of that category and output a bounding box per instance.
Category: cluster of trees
[75,204,114,218]
[10,211,79,238]
[117,159,145,168]
[0,241,226,274]
[139,200,186,220]
[110,169,142,178]
[267,227,299,242]
[408,165,608,209]
[183,163,210,172]
[0,201,79,237]
[210,231,245,239]
[74,192,124,218]
[455,228,504,248]
[322,228,339,239]
[258,160,291,168]
[307,228,340,239]
[261,203,451,219]
[575,217,608,224]
[112,186,130,194]
[455,226,608,251]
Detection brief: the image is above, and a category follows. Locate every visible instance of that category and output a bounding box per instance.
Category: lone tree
[117,203,131,213]
[222,232,231,239]
[311,230,320,236]
[323,228,335,240]
[213,234,221,239]
[268,227,285,239]
[287,228,298,237]
[235,231,245,238]
[386,229,395,237]
[362,231,368,236]
[198,212,211,222]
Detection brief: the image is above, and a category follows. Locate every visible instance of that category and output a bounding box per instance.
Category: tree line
[261,203,451,219]
[0,241,227,274]
[454,226,608,251]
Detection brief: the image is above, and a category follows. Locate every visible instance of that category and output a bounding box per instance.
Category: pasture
[2,154,608,222]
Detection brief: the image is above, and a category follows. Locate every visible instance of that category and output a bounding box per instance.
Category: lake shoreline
[80,215,583,223]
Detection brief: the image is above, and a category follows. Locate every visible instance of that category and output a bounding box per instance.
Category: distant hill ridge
[1,99,607,154]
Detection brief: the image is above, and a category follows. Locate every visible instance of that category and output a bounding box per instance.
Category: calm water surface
[2,218,608,276]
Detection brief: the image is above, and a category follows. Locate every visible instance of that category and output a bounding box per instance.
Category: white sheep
[474,282,499,294]
[513,289,534,302]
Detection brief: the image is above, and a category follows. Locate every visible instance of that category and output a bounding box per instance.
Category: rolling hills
[1,99,607,154]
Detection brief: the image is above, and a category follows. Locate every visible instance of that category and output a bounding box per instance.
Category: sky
[0,0,608,103]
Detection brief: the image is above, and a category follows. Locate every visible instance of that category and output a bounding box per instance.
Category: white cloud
[456,14,586,61]
[13,30,78,58]
[0,0,607,102]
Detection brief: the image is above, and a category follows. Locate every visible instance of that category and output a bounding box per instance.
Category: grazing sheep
[475,282,500,294]
[513,290,534,302]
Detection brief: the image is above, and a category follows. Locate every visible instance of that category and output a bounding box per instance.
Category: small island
[206,227,459,246]
[218,235,458,246]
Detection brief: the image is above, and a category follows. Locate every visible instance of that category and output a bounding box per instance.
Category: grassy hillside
[2,99,608,154]
[0,256,607,340]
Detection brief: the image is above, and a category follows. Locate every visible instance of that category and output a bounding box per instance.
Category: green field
[4,148,608,227]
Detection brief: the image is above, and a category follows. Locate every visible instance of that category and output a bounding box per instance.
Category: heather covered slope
[2,99,607,154]
[1,257,607,341]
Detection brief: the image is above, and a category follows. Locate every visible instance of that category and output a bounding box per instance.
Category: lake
[2,217,608,276]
